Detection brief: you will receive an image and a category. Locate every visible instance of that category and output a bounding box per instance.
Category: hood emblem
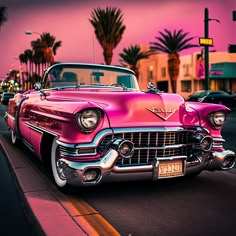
[146,107,178,121]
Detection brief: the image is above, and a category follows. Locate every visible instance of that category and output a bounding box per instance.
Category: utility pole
[204,8,209,91]
[202,8,220,90]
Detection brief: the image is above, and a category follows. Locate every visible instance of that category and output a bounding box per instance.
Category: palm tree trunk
[131,66,139,81]
[103,44,113,65]
[168,53,180,93]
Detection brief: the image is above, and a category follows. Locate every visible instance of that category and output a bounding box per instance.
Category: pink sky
[1,0,236,79]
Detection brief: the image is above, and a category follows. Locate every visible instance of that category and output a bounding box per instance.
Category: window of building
[181,80,192,92]
[161,67,166,77]
[183,64,191,76]
[147,66,153,80]
[157,81,168,92]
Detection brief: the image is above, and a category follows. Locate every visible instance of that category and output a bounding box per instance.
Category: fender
[14,97,28,140]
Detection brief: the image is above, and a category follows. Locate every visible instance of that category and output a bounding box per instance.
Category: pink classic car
[5,63,236,192]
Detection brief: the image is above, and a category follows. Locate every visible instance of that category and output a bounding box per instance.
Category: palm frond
[150,28,199,54]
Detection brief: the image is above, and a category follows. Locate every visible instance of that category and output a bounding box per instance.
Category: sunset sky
[1,0,236,79]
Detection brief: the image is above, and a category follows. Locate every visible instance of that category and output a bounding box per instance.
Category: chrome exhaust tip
[221,155,236,170]
[206,150,236,170]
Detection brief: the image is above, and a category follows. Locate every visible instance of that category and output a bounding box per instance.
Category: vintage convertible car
[5,63,236,191]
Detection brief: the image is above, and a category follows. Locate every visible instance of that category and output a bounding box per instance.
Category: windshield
[42,63,140,90]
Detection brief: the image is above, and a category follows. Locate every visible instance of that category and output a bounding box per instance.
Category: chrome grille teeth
[99,131,194,166]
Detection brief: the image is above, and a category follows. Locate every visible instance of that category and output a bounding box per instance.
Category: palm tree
[24,49,33,89]
[31,32,62,68]
[32,49,44,81]
[19,53,27,90]
[119,45,154,80]
[89,7,126,65]
[0,5,7,30]
[150,29,199,93]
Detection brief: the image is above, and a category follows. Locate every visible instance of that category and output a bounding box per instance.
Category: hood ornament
[146,107,177,121]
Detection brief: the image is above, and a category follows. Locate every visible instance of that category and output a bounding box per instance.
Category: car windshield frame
[42,63,140,91]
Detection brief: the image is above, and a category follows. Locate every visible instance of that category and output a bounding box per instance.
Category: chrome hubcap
[56,149,65,180]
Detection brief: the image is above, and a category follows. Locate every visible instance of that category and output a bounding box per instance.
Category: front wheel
[51,138,73,192]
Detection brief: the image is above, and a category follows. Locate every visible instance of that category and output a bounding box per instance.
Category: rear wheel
[51,138,73,192]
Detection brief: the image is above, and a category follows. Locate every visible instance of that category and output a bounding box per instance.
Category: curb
[0,135,120,236]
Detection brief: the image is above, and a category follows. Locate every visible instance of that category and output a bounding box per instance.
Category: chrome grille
[99,131,193,166]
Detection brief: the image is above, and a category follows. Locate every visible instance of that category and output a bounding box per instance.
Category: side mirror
[34,82,42,91]
[146,82,160,94]
[147,82,155,91]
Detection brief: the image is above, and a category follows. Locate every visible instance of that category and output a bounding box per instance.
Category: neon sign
[199,37,213,46]
[210,71,223,75]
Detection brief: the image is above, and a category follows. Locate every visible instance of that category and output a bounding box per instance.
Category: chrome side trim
[5,112,14,121]
[25,122,55,136]
[212,137,225,148]
[22,138,35,153]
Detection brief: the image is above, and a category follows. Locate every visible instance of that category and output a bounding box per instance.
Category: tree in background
[150,29,199,93]
[89,7,126,65]
[19,53,28,90]
[31,32,62,70]
[119,44,154,81]
[0,4,7,30]
[18,33,62,89]
[23,49,33,89]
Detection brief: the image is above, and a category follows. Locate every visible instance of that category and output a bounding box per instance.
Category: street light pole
[204,8,209,91]
[204,8,220,91]
[25,30,42,37]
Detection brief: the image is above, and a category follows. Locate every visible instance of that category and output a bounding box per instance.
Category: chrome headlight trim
[77,108,102,133]
[208,110,227,129]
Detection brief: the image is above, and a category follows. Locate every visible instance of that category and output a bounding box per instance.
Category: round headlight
[209,111,227,129]
[78,109,101,132]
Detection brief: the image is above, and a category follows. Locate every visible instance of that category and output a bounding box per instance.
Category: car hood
[45,90,185,127]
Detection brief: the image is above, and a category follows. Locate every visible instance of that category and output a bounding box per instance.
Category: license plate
[158,159,183,178]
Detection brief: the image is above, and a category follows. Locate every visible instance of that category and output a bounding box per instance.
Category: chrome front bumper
[60,145,236,187]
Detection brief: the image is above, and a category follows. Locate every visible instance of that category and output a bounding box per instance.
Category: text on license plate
[158,159,183,178]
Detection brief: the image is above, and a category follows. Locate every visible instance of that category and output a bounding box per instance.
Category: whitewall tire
[51,137,68,190]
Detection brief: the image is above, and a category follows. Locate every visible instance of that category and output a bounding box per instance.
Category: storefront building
[210,62,236,93]
[138,48,236,99]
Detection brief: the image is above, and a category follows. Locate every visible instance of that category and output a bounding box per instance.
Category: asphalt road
[78,170,236,236]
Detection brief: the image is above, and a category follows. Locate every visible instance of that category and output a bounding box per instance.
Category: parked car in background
[1,92,15,105]
[4,63,236,192]
[187,90,236,107]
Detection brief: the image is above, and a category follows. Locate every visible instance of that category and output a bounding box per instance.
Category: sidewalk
[0,135,120,236]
